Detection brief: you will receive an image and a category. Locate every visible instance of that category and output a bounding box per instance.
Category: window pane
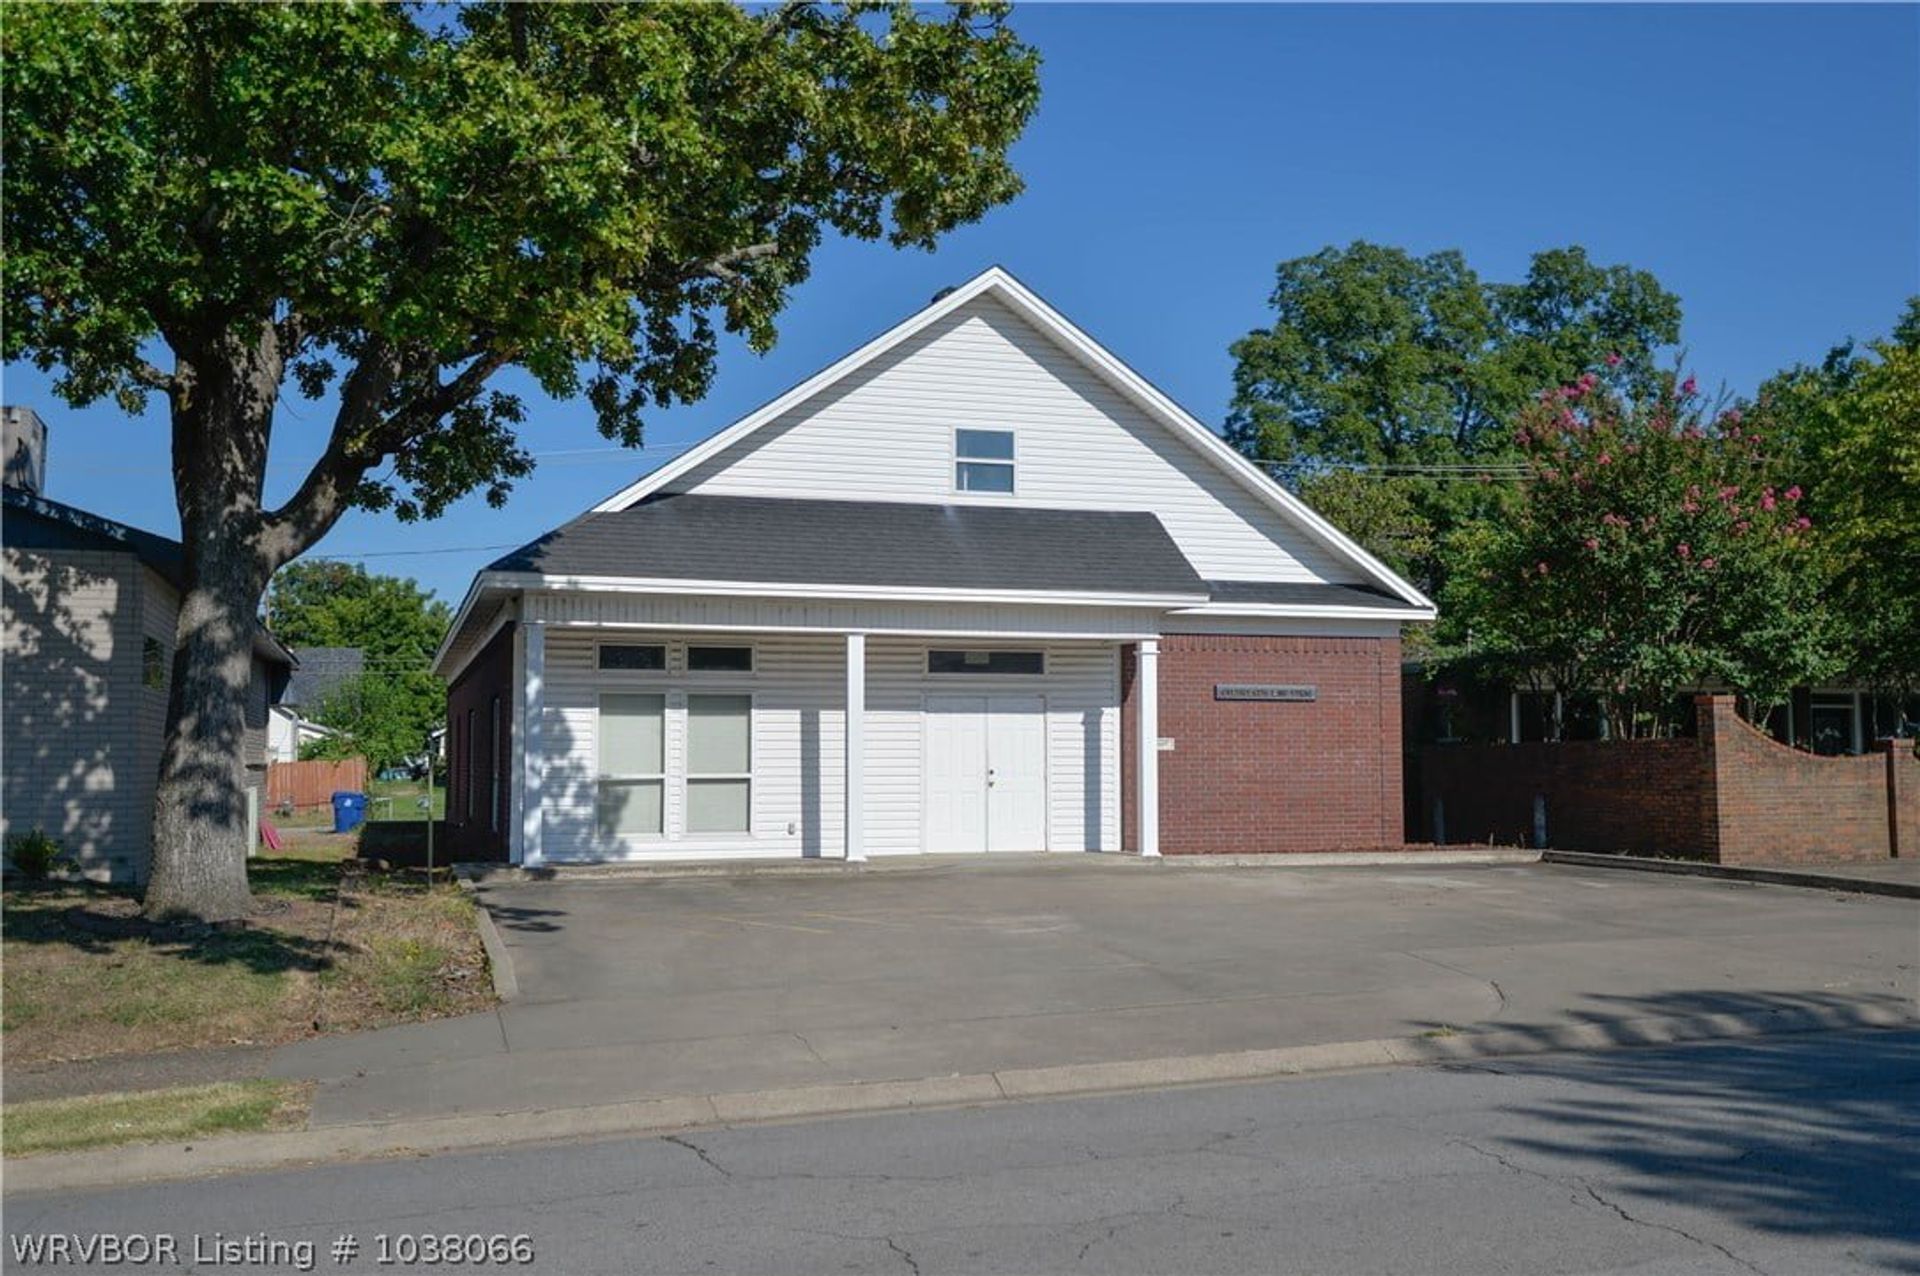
[599,644,665,671]
[687,779,750,833]
[600,694,664,774]
[688,694,751,773]
[957,461,1015,493]
[956,428,1015,460]
[927,650,1044,675]
[688,645,754,672]
[598,779,663,836]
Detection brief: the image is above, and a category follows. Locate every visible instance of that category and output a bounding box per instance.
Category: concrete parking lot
[267,857,1917,1128]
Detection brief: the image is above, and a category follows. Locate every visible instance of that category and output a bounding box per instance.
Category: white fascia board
[1167,602,1437,622]
[491,570,1209,610]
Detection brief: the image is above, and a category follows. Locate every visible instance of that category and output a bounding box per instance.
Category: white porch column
[520,620,546,866]
[845,632,867,862]
[1138,638,1161,858]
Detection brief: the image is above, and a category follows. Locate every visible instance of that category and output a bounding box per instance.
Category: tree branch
[685,241,778,284]
[132,360,179,394]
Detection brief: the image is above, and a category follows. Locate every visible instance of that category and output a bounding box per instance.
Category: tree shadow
[1444,989,1920,1260]
[470,892,566,933]
[3,874,346,975]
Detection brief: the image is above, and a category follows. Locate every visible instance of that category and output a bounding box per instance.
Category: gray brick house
[2,406,294,881]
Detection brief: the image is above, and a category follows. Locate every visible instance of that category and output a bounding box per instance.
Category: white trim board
[587,266,1433,613]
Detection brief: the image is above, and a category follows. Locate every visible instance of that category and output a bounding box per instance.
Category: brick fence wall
[1124,633,1403,854]
[1412,694,1916,863]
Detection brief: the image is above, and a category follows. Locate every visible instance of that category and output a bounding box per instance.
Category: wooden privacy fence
[267,757,368,812]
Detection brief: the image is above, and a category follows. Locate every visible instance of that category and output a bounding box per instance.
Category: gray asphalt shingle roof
[488,494,1210,597]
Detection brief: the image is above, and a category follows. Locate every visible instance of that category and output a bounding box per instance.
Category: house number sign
[1214,683,1317,702]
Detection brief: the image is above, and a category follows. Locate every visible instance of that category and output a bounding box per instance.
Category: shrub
[5,829,67,880]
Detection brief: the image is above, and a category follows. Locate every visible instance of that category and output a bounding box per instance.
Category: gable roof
[588,266,1434,614]
[489,493,1208,600]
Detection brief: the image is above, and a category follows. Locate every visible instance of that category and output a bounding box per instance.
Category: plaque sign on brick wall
[1214,683,1317,702]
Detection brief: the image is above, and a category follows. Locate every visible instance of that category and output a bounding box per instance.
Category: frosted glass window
[598,693,665,838]
[687,779,750,833]
[600,694,665,775]
[598,781,664,837]
[687,694,750,834]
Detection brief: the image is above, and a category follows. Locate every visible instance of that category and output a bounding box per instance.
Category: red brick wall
[1702,697,1910,864]
[1415,737,1713,857]
[1414,695,1911,864]
[1123,634,1403,854]
[444,624,514,863]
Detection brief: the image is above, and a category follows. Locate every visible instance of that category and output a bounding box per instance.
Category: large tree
[1226,242,1682,592]
[266,562,451,772]
[3,2,1040,919]
[1443,370,1835,738]
[1749,300,1920,694]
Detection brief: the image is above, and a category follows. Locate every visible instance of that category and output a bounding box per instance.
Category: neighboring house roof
[589,266,1433,614]
[284,647,365,707]
[2,486,296,668]
[488,494,1208,599]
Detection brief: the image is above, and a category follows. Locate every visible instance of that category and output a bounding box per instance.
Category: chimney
[2,406,47,494]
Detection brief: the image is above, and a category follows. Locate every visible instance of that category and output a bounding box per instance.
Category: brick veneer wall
[1123,634,1403,854]
[444,622,514,862]
[1413,694,1916,863]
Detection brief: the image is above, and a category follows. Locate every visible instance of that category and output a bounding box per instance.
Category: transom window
[688,645,754,673]
[955,428,1015,494]
[599,643,666,671]
[927,649,1045,676]
[597,693,665,836]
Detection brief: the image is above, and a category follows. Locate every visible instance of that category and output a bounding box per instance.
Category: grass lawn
[1,1080,312,1157]
[2,852,494,1068]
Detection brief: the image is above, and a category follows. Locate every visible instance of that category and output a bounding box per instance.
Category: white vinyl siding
[670,294,1355,585]
[535,628,1118,861]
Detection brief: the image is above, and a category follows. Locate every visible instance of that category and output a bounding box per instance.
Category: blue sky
[7,3,1915,605]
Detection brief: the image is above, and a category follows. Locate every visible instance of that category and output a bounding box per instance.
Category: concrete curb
[8,1000,1908,1194]
[1543,850,1920,899]
[454,876,519,1001]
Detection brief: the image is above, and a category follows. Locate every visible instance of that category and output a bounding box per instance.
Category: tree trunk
[144,322,281,921]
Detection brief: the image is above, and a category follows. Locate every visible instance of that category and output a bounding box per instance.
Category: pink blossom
[1718,485,1740,502]
[1795,516,1812,530]
[1724,408,1742,424]
[1596,452,1612,466]
[1735,520,1750,534]
[1700,557,1717,570]
[1605,352,1623,367]
[1584,537,1600,550]
[1760,491,1777,512]
[1785,485,1802,501]
[1537,561,1550,576]
[1677,543,1692,559]
[1680,375,1697,396]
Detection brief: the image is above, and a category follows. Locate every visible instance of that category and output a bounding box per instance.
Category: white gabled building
[432,267,1433,866]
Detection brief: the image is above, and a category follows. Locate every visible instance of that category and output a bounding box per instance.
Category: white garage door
[924,695,1048,852]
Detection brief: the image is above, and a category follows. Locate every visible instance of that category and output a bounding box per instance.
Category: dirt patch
[2,857,494,1068]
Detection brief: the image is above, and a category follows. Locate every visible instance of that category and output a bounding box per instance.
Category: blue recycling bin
[331,791,368,834]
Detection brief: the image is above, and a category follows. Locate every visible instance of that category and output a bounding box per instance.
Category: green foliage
[269,563,448,771]
[1228,242,1681,591]
[5,829,67,881]
[1444,371,1836,737]
[2,0,1040,518]
[1294,469,1434,587]
[1749,302,1920,693]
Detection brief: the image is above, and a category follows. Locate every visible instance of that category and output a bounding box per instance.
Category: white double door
[925,694,1047,852]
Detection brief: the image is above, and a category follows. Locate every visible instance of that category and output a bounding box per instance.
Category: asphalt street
[6,1028,1916,1275]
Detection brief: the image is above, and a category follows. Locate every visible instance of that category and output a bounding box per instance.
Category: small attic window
[955,429,1015,494]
